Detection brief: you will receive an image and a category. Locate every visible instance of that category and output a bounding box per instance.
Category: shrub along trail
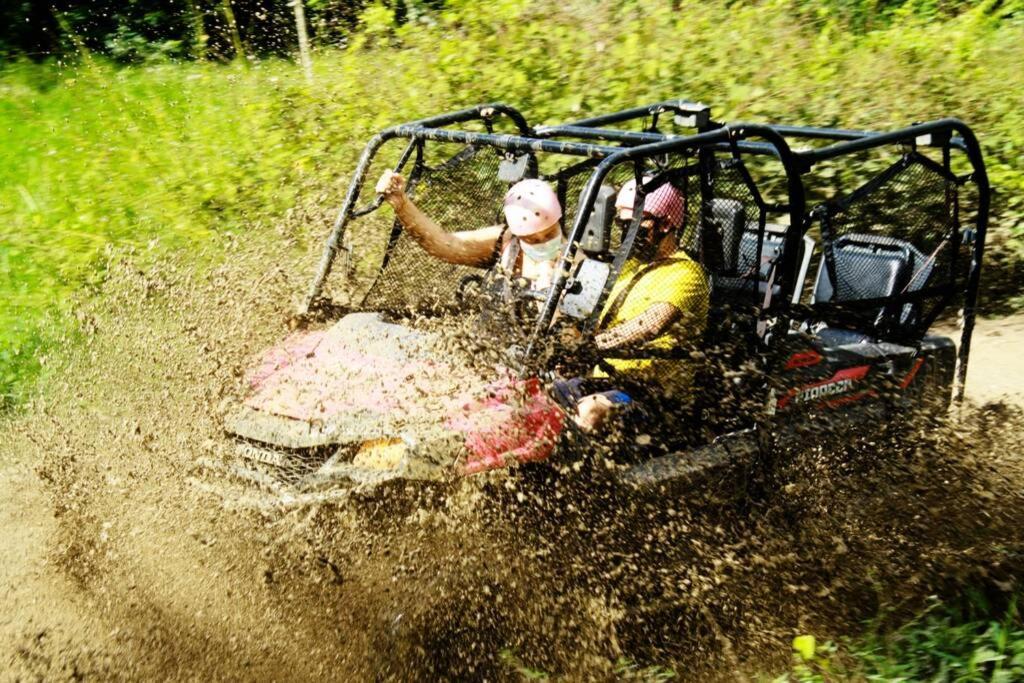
[0,228,1022,680]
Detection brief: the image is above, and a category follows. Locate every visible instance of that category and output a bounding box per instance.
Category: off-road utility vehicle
[219,101,990,502]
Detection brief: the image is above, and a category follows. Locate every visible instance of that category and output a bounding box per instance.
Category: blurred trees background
[0,0,441,61]
[1,0,1019,62]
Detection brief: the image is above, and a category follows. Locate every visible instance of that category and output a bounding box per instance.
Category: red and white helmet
[615,177,686,229]
[503,179,562,236]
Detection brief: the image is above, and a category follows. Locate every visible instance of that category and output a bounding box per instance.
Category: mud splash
[2,223,1023,680]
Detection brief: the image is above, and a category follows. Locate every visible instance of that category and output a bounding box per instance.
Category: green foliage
[0,59,353,407]
[497,650,678,680]
[499,649,551,680]
[104,25,184,63]
[2,0,1024,407]
[778,597,1024,682]
[0,0,372,62]
[5,0,1014,62]
[614,657,677,681]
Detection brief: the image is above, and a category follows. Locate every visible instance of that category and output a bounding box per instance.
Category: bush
[0,59,348,406]
[780,595,1024,682]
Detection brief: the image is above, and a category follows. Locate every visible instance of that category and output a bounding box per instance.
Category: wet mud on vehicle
[214,101,990,505]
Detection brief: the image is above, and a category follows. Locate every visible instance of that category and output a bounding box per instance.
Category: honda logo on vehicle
[236,442,286,468]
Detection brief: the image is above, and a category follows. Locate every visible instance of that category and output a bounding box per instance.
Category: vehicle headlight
[352,438,407,470]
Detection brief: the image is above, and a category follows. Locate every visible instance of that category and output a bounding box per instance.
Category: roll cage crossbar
[302,101,989,403]
[537,99,976,159]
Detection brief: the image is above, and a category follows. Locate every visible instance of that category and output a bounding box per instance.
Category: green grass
[502,596,1024,680]
[0,60,348,405]
[499,649,678,681]
[779,595,1024,682]
[2,0,1023,407]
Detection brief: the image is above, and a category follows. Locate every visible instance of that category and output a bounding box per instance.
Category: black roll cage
[302,101,989,403]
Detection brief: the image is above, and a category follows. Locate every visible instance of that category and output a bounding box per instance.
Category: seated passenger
[375,170,564,291]
[556,178,711,434]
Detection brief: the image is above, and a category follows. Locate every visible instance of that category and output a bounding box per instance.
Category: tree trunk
[220,0,246,63]
[291,0,314,84]
[185,0,208,60]
[51,10,94,64]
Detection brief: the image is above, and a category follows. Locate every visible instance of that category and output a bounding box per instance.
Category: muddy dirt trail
[1,245,1022,680]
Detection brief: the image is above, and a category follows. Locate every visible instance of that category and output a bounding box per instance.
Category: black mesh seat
[811,233,927,345]
[712,221,789,301]
[737,223,787,280]
[686,198,746,270]
[708,198,746,272]
[813,234,920,303]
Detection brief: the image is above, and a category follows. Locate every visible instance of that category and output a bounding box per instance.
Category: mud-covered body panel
[224,313,958,490]
[224,313,566,485]
[774,331,956,420]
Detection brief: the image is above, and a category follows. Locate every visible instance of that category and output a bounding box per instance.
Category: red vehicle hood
[230,313,565,475]
[244,313,469,424]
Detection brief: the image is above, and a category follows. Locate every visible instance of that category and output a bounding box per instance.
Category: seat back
[812,234,918,304]
[690,198,747,272]
[577,184,617,258]
[711,222,792,304]
[737,223,787,281]
[811,233,931,336]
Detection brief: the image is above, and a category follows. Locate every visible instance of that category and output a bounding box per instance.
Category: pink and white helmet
[503,179,562,236]
[615,177,686,229]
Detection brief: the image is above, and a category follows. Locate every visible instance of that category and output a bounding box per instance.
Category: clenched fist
[574,393,614,433]
[375,169,407,208]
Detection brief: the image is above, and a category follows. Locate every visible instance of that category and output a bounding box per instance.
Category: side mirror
[579,184,617,255]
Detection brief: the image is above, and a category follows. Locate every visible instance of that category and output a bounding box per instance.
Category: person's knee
[574,393,613,433]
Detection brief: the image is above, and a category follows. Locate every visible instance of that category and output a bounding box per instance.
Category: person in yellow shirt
[554,177,711,434]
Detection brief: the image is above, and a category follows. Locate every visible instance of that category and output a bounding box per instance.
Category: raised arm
[376,170,502,267]
[594,302,681,350]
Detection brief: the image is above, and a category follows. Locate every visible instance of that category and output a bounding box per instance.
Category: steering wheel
[456,273,486,303]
